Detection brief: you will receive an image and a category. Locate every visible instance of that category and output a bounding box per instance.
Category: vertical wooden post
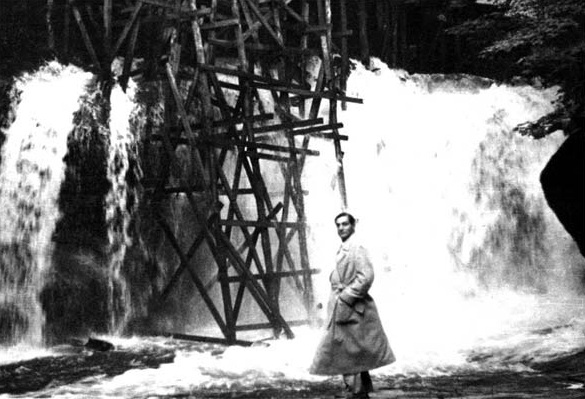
[70,1,102,72]
[297,0,309,118]
[64,0,71,61]
[399,2,408,67]
[233,0,248,70]
[317,0,331,82]
[104,0,113,61]
[390,1,398,67]
[120,20,140,91]
[357,0,370,66]
[339,0,349,111]
[190,0,237,343]
[47,0,55,52]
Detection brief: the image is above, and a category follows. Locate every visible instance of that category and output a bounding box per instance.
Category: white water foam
[105,80,141,334]
[0,62,92,346]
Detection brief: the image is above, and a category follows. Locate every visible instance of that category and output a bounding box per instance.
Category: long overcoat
[310,236,395,375]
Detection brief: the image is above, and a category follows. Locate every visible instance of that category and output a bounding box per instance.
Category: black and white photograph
[0,1,583,398]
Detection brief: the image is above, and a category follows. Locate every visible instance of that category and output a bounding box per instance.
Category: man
[310,212,395,399]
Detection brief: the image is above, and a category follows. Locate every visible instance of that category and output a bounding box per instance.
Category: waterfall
[104,83,141,334]
[0,62,91,346]
[303,58,584,373]
[0,58,583,396]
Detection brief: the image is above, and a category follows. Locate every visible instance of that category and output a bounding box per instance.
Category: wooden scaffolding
[50,0,365,343]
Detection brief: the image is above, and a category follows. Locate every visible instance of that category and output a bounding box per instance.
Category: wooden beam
[69,1,101,72]
[235,319,311,331]
[217,231,294,338]
[157,332,253,347]
[120,18,140,91]
[104,0,113,59]
[250,83,362,103]
[208,38,316,55]
[159,226,207,303]
[112,1,143,58]
[164,63,207,183]
[201,18,240,30]
[357,0,370,65]
[218,220,302,229]
[243,0,284,47]
[196,64,309,89]
[156,215,230,337]
[227,269,320,282]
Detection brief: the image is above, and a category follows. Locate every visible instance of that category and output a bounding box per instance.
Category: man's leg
[342,373,372,398]
[335,374,354,398]
[359,371,373,393]
[342,373,355,390]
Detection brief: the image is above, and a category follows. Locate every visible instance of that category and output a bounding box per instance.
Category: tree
[448,0,584,137]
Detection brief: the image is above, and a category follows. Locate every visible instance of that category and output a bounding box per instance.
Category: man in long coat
[310,212,395,399]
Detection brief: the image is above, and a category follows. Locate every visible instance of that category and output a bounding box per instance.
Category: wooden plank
[158,332,253,347]
[238,0,259,42]
[191,113,274,131]
[243,0,284,47]
[217,231,294,338]
[64,0,70,59]
[227,269,320,282]
[149,132,321,156]
[289,122,344,136]
[156,215,230,337]
[284,128,314,309]
[301,131,348,140]
[113,1,143,58]
[233,0,248,71]
[357,0,370,64]
[164,63,207,183]
[232,201,283,320]
[196,64,309,89]
[104,0,113,59]
[189,0,236,342]
[201,18,240,30]
[250,83,363,103]
[278,0,303,23]
[317,0,331,81]
[141,0,188,11]
[332,29,353,38]
[250,118,324,134]
[219,219,302,229]
[235,319,311,331]
[70,2,101,72]
[120,18,140,91]
[245,151,291,163]
[216,167,266,274]
[159,228,206,302]
[207,38,315,55]
[340,0,349,110]
[204,138,320,156]
[215,75,359,103]
[47,0,55,51]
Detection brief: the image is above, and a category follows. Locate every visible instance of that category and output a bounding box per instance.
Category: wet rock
[85,337,114,352]
[0,344,175,395]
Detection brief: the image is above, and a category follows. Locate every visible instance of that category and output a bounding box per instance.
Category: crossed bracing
[51,0,365,343]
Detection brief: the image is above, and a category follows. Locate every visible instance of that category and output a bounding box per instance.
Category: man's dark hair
[334,212,356,225]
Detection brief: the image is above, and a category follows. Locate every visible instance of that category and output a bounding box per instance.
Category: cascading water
[0,62,92,346]
[304,58,584,374]
[104,82,142,334]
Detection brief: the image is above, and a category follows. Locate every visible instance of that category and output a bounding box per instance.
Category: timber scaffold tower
[48,0,365,343]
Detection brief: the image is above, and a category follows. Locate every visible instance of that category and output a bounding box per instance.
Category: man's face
[335,215,355,241]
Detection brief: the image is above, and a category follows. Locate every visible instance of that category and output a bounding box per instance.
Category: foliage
[447,0,584,136]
